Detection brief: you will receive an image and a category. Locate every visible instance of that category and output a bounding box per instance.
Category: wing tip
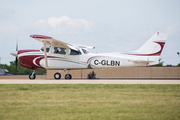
[30,35,52,39]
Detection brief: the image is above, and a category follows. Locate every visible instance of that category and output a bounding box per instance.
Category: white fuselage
[17,47,147,70]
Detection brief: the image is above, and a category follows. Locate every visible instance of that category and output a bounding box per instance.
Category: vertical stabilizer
[125,32,168,65]
[135,32,168,54]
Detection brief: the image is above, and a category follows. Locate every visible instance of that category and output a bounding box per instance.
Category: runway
[0,79,180,84]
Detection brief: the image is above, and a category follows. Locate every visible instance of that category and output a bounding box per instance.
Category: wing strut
[43,40,48,67]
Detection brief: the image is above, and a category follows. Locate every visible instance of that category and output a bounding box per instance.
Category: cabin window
[41,46,51,52]
[82,49,89,54]
[68,49,81,55]
[53,47,66,54]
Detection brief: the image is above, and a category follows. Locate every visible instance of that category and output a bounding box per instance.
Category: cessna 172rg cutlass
[11,32,168,79]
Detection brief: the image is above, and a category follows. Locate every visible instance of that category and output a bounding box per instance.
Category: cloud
[47,16,70,27]
[36,20,45,24]
[35,16,95,34]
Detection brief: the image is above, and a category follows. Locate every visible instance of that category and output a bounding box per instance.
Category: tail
[125,32,169,65]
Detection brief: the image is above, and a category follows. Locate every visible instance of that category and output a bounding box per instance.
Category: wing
[30,34,78,51]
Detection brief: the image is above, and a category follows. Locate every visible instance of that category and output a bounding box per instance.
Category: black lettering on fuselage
[111,61,114,66]
[115,61,120,66]
[107,60,111,66]
[101,60,106,65]
[94,59,99,65]
[93,59,120,66]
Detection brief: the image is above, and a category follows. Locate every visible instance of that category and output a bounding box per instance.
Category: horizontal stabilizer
[133,60,154,63]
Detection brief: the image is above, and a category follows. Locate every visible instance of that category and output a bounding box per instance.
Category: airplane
[10,32,168,80]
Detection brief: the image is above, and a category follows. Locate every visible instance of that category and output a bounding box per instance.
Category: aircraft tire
[29,74,36,80]
[54,73,61,80]
[65,74,72,80]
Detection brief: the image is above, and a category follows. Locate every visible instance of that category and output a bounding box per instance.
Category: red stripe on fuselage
[87,56,105,63]
[18,50,40,55]
[18,50,44,69]
[19,55,44,69]
[18,49,68,69]
[19,62,35,70]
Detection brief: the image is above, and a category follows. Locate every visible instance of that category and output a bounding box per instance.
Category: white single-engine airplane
[11,32,168,79]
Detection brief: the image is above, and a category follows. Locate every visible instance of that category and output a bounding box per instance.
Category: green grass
[0,84,180,120]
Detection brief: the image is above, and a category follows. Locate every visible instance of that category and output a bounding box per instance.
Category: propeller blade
[15,57,18,72]
[15,38,18,73]
[16,39,18,51]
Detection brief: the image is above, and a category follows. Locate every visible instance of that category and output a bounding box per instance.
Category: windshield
[82,48,90,54]
[68,49,81,55]
[41,45,51,52]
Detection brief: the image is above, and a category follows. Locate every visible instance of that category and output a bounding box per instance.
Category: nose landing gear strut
[29,69,36,80]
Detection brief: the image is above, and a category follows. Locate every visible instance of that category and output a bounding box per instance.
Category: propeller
[15,38,18,73]
[15,41,18,72]
[10,37,19,74]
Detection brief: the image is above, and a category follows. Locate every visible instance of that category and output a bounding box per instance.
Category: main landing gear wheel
[54,73,61,80]
[29,74,36,80]
[65,74,72,80]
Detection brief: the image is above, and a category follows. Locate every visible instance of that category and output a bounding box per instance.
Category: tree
[0,60,46,75]
[87,71,96,79]
[152,59,164,66]
[177,63,180,66]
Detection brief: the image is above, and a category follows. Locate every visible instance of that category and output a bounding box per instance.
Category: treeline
[152,59,180,66]
[0,60,46,75]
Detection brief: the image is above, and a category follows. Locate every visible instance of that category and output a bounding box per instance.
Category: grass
[0,84,179,120]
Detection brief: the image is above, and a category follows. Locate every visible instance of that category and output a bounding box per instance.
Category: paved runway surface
[0,79,180,84]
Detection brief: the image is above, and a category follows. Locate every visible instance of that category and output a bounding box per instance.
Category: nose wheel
[29,70,36,80]
[29,73,36,79]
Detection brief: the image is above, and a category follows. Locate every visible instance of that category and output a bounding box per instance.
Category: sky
[0,0,180,65]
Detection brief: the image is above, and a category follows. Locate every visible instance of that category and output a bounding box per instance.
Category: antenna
[66,36,74,43]
[69,37,79,44]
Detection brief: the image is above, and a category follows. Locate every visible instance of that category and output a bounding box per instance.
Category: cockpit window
[53,47,66,54]
[82,49,90,54]
[68,49,81,55]
[41,46,51,52]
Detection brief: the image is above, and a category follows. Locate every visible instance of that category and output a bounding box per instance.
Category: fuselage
[16,46,148,70]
